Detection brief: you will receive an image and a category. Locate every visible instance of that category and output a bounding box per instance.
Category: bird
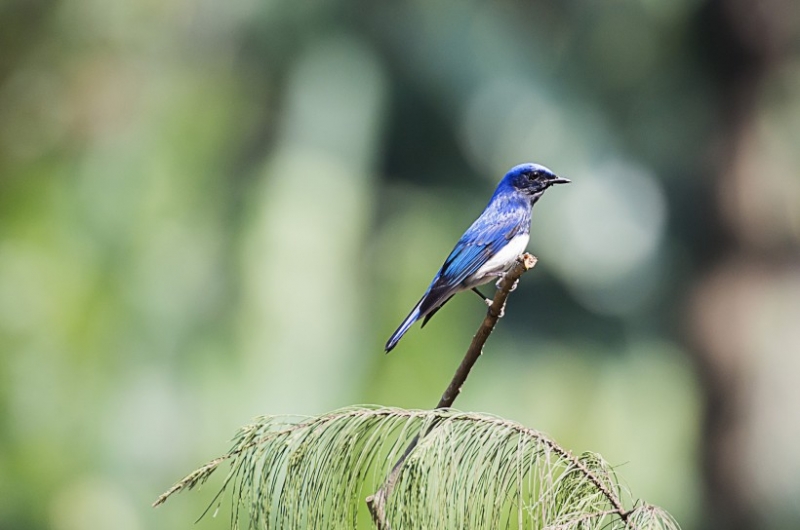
[385,163,569,353]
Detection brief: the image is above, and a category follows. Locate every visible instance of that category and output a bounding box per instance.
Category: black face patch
[513,171,548,194]
[506,164,561,195]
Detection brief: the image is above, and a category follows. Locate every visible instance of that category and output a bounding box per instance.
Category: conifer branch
[153,252,677,529]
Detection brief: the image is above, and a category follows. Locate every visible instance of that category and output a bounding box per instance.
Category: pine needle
[154,406,680,530]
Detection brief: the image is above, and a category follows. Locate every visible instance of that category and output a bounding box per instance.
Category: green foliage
[156,406,679,529]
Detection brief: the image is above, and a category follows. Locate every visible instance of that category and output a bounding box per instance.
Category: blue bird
[385,163,569,353]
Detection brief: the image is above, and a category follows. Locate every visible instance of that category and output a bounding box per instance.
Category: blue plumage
[385,163,569,353]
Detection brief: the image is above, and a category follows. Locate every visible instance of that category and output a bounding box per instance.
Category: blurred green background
[2,0,800,528]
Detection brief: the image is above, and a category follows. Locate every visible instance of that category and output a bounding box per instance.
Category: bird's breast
[469,233,530,285]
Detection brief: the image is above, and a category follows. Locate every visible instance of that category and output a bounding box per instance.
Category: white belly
[467,234,529,287]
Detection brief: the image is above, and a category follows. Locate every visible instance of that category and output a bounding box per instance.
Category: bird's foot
[471,287,492,306]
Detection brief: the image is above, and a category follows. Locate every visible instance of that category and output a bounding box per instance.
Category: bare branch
[367,253,539,529]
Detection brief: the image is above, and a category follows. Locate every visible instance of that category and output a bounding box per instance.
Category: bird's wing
[418,205,526,315]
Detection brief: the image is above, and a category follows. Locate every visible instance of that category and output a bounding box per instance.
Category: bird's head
[504,163,570,199]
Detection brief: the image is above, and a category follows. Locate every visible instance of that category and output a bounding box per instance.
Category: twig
[366,253,538,529]
[152,457,226,507]
[521,424,633,526]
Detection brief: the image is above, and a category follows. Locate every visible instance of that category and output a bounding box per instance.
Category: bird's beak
[551,177,571,185]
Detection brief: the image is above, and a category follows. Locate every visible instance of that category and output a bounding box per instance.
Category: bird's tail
[385,303,422,353]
